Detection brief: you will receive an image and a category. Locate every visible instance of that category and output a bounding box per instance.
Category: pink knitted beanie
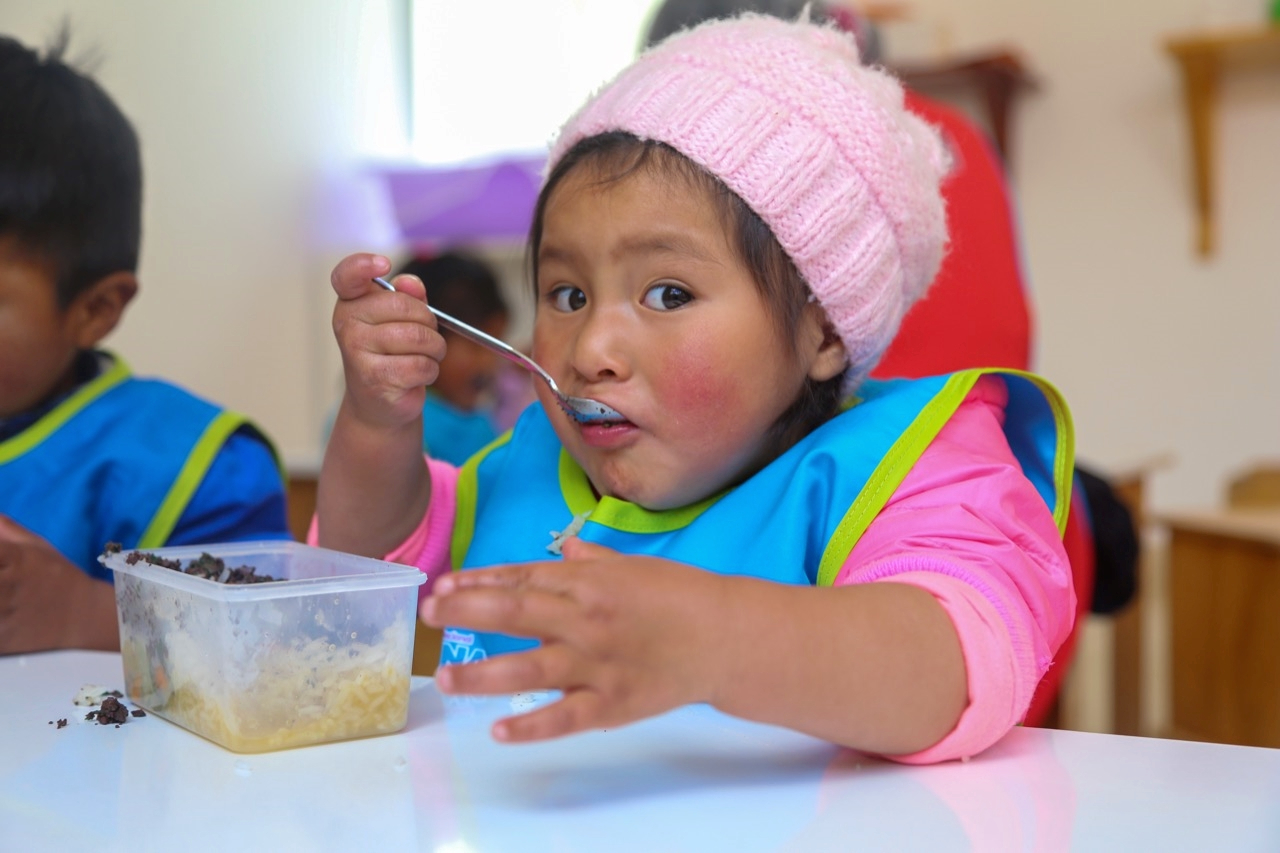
[548,13,951,383]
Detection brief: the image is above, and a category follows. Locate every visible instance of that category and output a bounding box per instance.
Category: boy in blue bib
[0,33,289,654]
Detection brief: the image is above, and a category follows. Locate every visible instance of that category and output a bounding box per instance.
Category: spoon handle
[371,276,556,388]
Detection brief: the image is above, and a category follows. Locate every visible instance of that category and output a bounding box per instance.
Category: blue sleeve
[166,427,291,546]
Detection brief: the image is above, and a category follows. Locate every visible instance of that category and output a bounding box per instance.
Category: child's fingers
[0,540,17,573]
[330,252,392,301]
[430,560,582,597]
[336,283,436,334]
[0,516,39,545]
[421,583,578,638]
[430,563,534,596]
[434,644,579,697]
[353,355,441,398]
[346,316,446,362]
[340,336,443,399]
[387,272,427,303]
[491,690,605,743]
[559,537,618,561]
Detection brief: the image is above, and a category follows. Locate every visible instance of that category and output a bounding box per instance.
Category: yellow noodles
[127,621,413,753]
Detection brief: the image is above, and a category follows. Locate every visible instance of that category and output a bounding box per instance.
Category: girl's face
[533,165,843,510]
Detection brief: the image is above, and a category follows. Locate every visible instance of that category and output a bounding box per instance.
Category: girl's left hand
[420,537,732,742]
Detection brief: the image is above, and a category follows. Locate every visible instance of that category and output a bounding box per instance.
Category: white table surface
[3,651,1279,852]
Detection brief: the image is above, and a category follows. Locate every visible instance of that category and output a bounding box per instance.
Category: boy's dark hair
[528,132,846,452]
[0,29,142,308]
[397,252,508,331]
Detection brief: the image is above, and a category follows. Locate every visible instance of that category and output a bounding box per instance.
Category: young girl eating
[317,14,1075,763]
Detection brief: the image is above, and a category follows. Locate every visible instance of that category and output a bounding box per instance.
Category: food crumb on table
[73,684,122,706]
[68,684,145,728]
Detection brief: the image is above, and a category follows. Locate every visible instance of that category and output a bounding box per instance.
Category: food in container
[100,541,424,753]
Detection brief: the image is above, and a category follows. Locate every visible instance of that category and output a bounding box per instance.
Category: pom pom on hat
[548,13,951,384]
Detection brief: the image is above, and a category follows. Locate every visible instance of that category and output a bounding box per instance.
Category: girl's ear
[803,305,848,383]
[69,272,138,348]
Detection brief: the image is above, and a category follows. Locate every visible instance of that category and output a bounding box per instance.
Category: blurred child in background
[396,252,524,465]
[0,31,289,655]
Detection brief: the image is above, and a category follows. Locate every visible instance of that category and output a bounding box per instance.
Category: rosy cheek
[653,341,742,431]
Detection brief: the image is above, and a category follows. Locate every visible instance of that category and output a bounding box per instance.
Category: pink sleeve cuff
[869,568,1019,764]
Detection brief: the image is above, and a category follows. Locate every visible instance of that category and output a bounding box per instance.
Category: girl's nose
[569,305,631,384]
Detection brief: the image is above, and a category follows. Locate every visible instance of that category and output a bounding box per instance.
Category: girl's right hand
[330,253,447,430]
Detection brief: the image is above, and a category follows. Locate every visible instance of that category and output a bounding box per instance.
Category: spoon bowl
[372,276,623,425]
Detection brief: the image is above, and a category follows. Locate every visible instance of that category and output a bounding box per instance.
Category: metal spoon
[372,276,624,424]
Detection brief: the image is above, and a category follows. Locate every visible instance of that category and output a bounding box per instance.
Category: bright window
[410,0,659,165]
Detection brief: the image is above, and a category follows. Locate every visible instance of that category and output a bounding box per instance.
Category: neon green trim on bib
[138,410,248,548]
[450,430,513,569]
[817,372,981,586]
[559,449,722,534]
[0,355,131,464]
[1011,370,1074,536]
[815,369,1075,587]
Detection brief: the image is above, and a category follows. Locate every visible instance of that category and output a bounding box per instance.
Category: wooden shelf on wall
[1164,25,1280,257]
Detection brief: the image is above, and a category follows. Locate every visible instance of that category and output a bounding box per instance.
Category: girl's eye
[548,285,587,312]
[641,282,692,311]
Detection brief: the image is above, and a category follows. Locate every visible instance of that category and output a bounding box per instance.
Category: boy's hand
[420,538,735,742]
[0,516,118,654]
[331,253,447,430]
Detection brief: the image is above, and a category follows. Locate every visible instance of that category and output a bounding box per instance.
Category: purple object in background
[381,154,546,245]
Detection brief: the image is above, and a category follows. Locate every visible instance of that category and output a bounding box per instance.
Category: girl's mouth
[578,416,638,447]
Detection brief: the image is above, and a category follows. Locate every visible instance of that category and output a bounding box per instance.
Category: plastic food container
[101,541,425,753]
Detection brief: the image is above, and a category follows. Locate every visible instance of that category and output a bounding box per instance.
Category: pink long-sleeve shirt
[329,376,1074,763]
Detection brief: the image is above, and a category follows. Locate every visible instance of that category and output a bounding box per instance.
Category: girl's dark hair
[0,29,142,308]
[396,251,508,331]
[528,132,846,453]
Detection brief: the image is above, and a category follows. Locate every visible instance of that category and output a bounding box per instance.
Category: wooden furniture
[1164,25,1280,256]
[1229,462,1280,507]
[1160,506,1280,747]
[285,473,317,542]
[1064,457,1165,737]
[1108,471,1148,736]
[412,615,443,676]
[8,651,1280,851]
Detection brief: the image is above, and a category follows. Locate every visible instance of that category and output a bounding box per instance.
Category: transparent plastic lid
[100,540,425,601]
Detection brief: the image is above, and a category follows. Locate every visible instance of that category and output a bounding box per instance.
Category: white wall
[5,0,1278,511]
[885,0,1280,513]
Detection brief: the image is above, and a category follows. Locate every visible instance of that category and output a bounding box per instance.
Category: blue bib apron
[0,354,275,579]
[440,370,1071,664]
